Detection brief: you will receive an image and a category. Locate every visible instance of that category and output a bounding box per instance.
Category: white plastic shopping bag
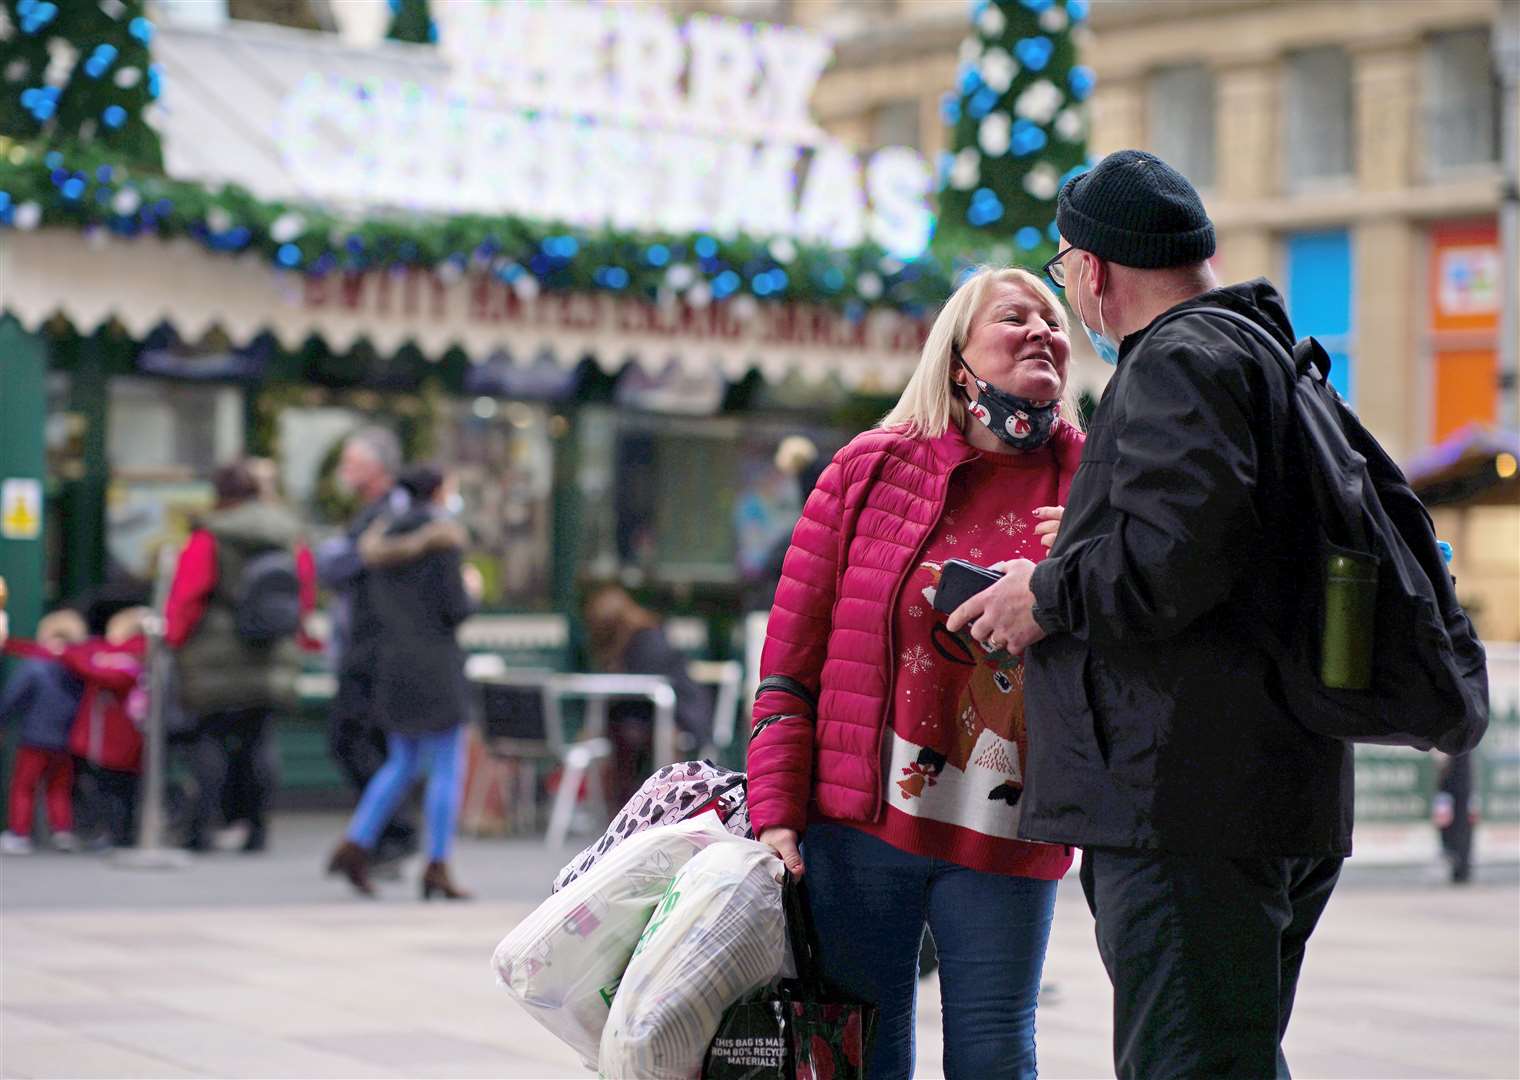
[600,838,787,1080]
[492,815,732,1068]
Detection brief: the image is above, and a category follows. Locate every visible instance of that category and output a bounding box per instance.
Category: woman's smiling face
[956,277,1071,404]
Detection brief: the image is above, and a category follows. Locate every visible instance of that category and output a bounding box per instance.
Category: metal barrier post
[114,550,190,871]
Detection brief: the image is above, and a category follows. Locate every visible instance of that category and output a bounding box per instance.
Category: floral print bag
[702,875,878,1080]
[553,760,752,894]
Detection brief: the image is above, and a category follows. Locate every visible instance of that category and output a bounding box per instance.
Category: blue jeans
[802,823,1059,1080]
[346,727,465,862]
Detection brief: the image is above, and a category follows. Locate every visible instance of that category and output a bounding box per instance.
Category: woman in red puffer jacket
[748,267,1085,1080]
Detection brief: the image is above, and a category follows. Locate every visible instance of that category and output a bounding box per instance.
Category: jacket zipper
[872,455,974,822]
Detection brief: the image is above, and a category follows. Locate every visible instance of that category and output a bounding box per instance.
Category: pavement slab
[1,812,1516,1079]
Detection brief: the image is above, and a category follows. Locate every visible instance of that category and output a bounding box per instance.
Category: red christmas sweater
[826,448,1073,879]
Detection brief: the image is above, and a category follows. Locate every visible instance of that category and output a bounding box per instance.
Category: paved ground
[2,814,1517,1079]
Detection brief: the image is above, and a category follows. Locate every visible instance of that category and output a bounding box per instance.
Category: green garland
[0,138,960,317]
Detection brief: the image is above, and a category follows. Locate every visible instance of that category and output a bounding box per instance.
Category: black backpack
[234,549,302,645]
[1180,307,1489,755]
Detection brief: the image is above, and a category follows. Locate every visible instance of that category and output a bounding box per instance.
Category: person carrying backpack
[946,150,1485,1079]
[166,461,317,853]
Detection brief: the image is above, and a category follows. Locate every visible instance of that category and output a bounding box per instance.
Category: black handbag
[702,874,877,1080]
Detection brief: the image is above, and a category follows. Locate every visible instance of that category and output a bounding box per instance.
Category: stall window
[105,378,240,581]
[597,411,847,591]
[436,400,555,610]
[1284,47,1353,187]
[1146,64,1216,190]
[1424,29,1500,172]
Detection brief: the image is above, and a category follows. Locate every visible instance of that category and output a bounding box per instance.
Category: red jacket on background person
[4,635,147,773]
[745,422,1086,838]
[164,531,318,649]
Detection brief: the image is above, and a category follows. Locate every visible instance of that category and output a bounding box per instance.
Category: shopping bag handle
[781,872,827,996]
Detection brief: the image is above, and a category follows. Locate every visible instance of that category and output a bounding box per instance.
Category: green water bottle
[1320,551,1377,690]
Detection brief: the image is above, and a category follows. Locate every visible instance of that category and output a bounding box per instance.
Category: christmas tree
[386,0,436,45]
[0,0,163,169]
[935,0,1094,266]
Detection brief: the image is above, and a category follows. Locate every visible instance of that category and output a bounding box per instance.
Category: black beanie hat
[1056,150,1216,268]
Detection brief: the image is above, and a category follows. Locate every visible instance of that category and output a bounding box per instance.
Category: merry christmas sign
[276,0,935,258]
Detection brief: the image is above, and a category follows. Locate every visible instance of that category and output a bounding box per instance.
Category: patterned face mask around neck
[953,348,1060,451]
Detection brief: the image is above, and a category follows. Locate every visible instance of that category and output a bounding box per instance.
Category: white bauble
[958,37,982,67]
[731,295,760,321]
[1039,6,1070,32]
[768,237,797,264]
[977,5,1006,37]
[513,274,541,301]
[1023,163,1060,201]
[949,148,981,191]
[1055,106,1085,142]
[113,65,141,89]
[1014,80,1064,125]
[45,40,77,87]
[111,187,141,216]
[686,282,712,308]
[4,59,28,83]
[206,207,234,234]
[270,211,306,243]
[13,202,42,231]
[978,112,1012,157]
[856,272,883,300]
[666,263,696,290]
[979,47,1016,94]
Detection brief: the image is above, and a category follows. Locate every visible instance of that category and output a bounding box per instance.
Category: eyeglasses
[1042,246,1073,289]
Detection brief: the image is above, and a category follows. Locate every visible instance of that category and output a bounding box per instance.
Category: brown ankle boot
[326,840,376,897]
[421,860,472,901]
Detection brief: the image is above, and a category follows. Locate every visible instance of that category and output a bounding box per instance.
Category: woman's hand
[759,826,805,878]
[1033,505,1064,549]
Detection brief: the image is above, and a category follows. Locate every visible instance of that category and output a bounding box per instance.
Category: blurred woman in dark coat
[327,466,478,899]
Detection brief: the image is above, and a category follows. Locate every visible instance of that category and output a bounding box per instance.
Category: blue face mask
[1074,262,1120,365]
[953,349,1061,451]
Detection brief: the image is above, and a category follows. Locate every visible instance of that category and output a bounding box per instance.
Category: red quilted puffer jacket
[746,422,1086,836]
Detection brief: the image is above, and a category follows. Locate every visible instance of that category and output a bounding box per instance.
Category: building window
[872,99,922,152]
[1146,65,1216,190]
[1424,29,1500,172]
[1285,230,1355,404]
[1283,47,1354,187]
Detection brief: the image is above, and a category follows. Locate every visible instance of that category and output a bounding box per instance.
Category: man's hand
[946,557,1046,655]
[759,826,805,878]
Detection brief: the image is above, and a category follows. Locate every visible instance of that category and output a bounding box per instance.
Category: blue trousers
[346,727,465,862]
[802,823,1059,1080]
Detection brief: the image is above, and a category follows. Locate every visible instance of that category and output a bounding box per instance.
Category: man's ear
[1084,252,1107,295]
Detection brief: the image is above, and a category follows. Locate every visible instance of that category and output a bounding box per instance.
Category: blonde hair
[879,266,1083,438]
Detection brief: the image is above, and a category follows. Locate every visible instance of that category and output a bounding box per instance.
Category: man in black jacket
[950,150,1353,1078]
[316,426,419,865]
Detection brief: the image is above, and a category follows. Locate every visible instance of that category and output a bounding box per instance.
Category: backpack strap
[1150,305,1300,380]
[754,674,818,714]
